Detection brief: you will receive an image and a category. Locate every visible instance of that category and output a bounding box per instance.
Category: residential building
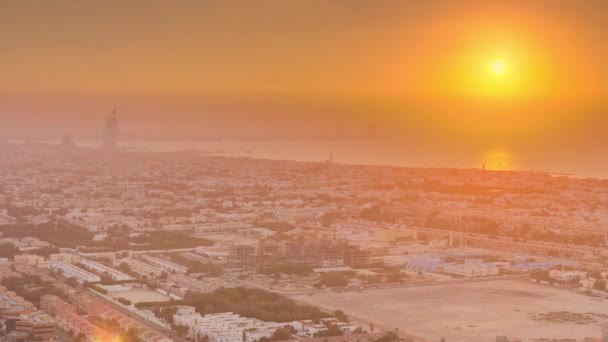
[50,261,100,284]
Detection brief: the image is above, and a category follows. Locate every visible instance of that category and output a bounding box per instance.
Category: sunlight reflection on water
[482,149,514,171]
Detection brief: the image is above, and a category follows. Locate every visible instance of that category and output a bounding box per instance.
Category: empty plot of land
[291,280,607,342]
[109,288,170,303]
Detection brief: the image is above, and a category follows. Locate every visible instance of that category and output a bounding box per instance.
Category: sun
[490,59,506,75]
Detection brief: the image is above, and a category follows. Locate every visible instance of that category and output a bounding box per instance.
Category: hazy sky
[1,0,607,161]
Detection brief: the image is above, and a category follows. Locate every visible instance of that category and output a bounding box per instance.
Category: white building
[442,262,499,278]
[50,261,101,284]
[140,255,188,275]
[120,258,163,279]
[173,311,275,342]
[80,259,133,281]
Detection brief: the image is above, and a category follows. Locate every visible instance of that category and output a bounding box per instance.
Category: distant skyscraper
[60,133,77,150]
[103,108,119,148]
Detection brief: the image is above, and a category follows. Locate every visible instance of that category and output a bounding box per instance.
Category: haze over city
[2,2,608,342]
[2,1,608,176]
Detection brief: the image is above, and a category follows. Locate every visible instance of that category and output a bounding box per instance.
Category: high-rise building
[59,134,77,150]
[103,108,119,148]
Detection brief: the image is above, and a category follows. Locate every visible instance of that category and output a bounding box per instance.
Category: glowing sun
[490,59,506,75]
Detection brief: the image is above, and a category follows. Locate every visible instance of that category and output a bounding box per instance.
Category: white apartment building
[80,259,133,281]
[140,255,188,274]
[173,311,274,342]
[50,261,101,284]
[442,263,500,278]
[121,258,163,278]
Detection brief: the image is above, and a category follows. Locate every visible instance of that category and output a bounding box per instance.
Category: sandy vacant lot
[291,280,607,342]
[109,288,171,303]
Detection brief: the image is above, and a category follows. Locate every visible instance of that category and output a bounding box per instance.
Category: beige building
[14,254,47,268]
[49,253,81,264]
[374,229,417,243]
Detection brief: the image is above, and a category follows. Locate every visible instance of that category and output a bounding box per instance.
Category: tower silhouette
[60,133,77,150]
[103,107,119,149]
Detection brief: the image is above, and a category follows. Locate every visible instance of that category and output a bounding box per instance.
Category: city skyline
[2,1,608,179]
[2,2,608,340]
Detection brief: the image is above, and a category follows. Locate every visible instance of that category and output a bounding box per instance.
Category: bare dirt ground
[108,288,171,303]
[291,280,607,342]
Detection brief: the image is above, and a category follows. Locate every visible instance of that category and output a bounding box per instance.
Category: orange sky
[2,1,607,98]
[1,0,607,168]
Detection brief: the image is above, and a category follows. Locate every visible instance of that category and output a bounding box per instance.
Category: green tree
[333,310,349,323]
[0,243,20,259]
[270,327,293,341]
[374,332,399,342]
[314,324,343,337]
